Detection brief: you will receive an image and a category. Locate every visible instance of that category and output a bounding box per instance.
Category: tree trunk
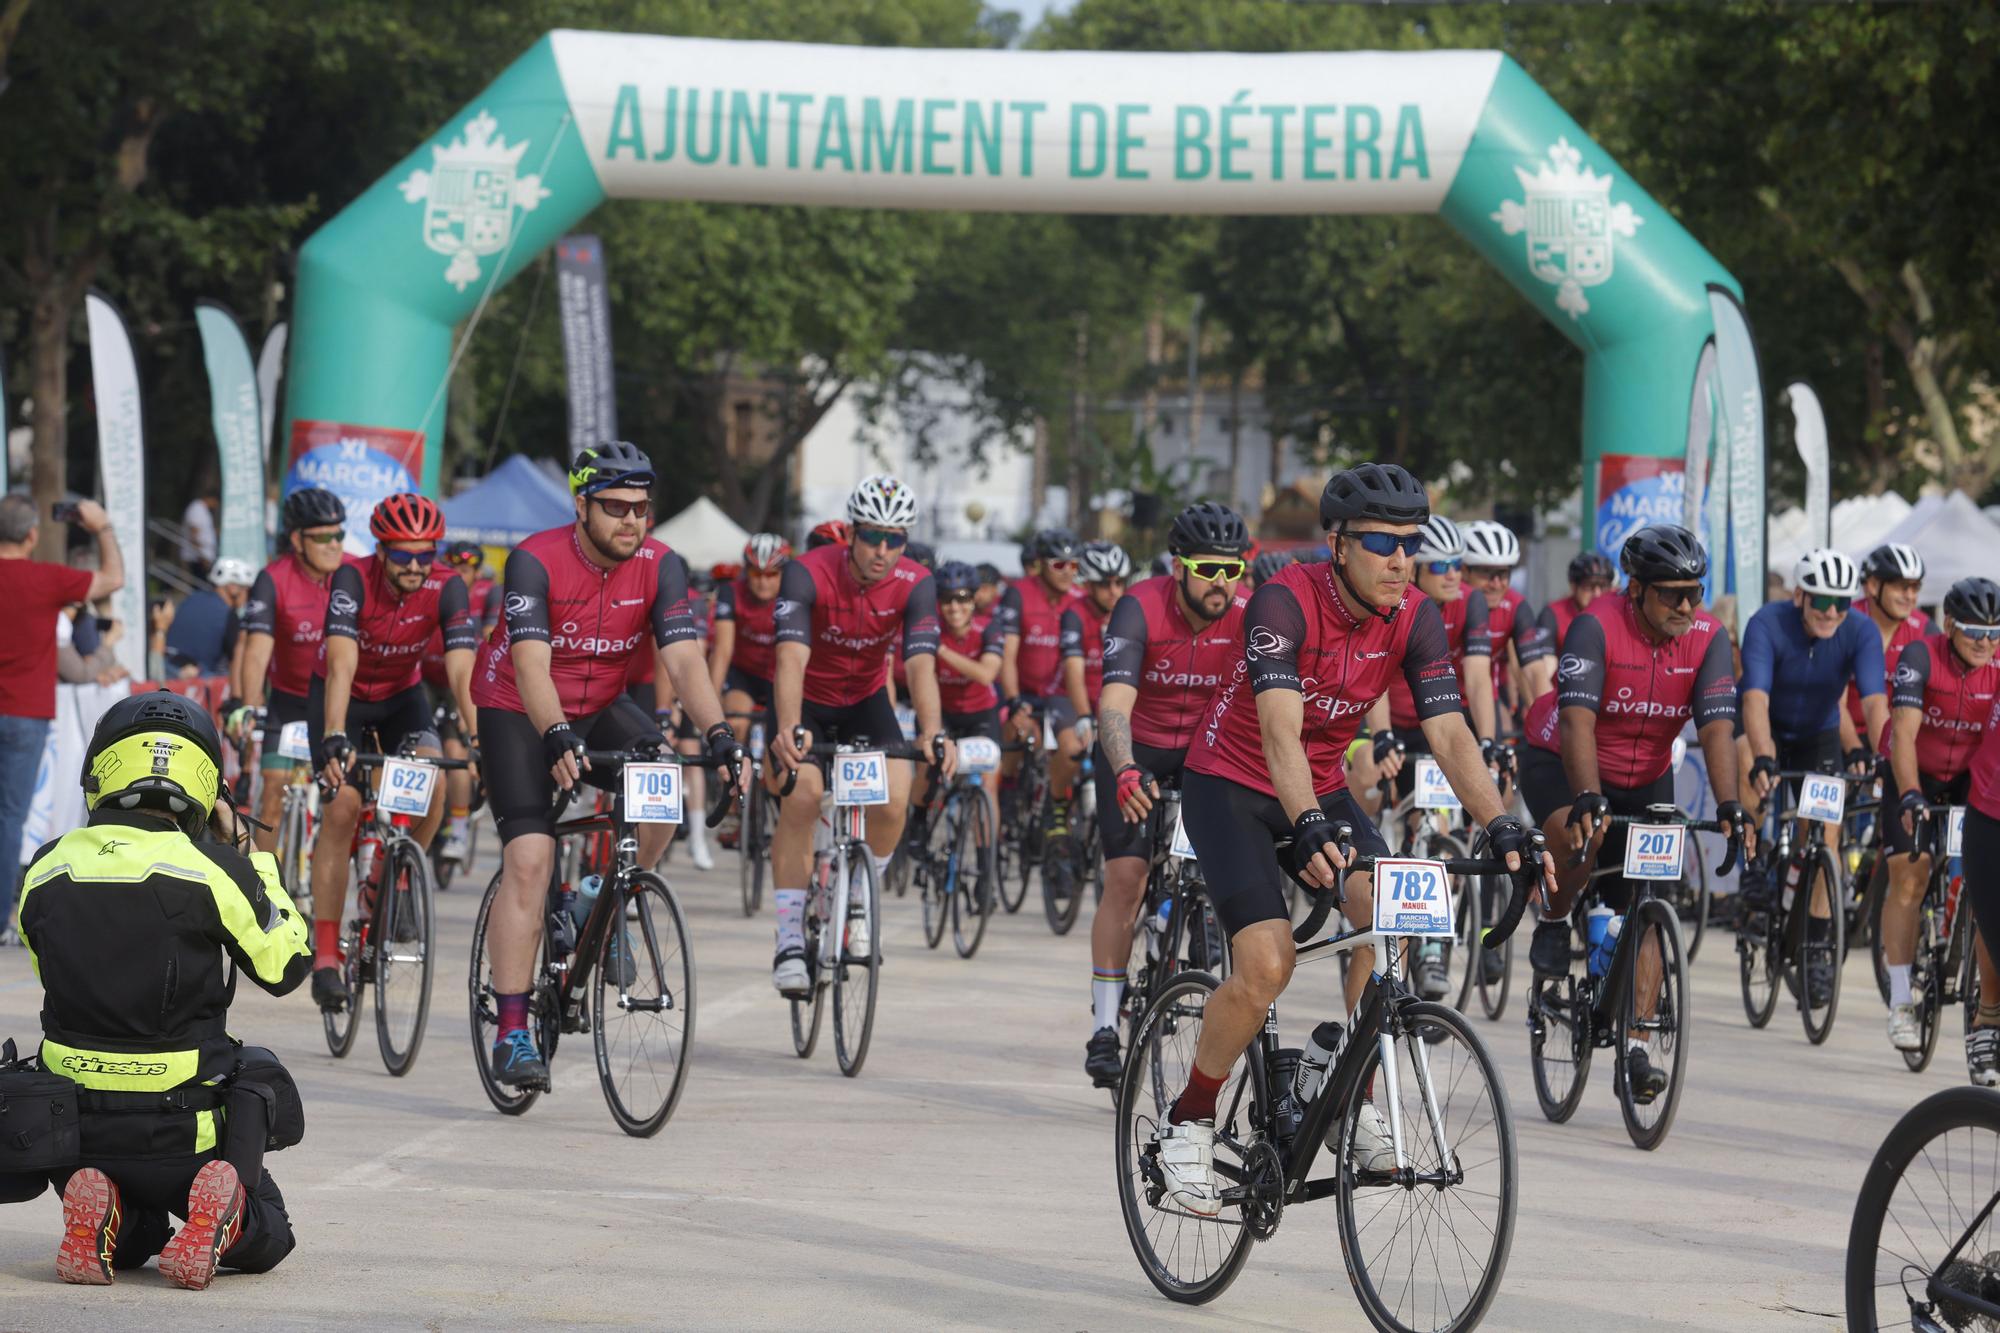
[742,374,850,532]
[1226,370,1243,511]
[1069,311,1088,532]
[28,279,70,560]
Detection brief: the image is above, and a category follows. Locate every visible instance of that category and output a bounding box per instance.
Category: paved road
[0,838,1917,1329]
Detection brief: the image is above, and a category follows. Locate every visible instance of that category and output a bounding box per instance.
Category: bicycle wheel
[950,791,994,960]
[739,787,767,917]
[469,869,543,1116]
[920,805,950,951]
[373,839,435,1077]
[277,788,309,899]
[1114,971,1258,1305]
[1004,764,1045,914]
[1476,874,1512,1021]
[1617,899,1688,1151]
[1870,878,1895,1007]
[833,851,880,1077]
[593,870,695,1137]
[322,914,364,1058]
[430,836,457,894]
[1337,1000,1517,1333]
[1846,1085,2000,1330]
[1426,831,1477,1012]
[1679,847,1709,963]
[1738,907,1781,1029]
[1527,970,1591,1124]
[1799,847,1845,1045]
[1905,927,1941,1074]
[1043,820,1084,937]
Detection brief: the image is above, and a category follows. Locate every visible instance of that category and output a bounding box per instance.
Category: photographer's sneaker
[158,1161,245,1291]
[56,1168,120,1285]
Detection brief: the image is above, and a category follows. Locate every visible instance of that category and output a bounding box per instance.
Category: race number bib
[622,762,684,824]
[832,751,890,806]
[1413,756,1460,812]
[1622,823,1686,880]
[1796,772,1846,824]
[958,737,1001,775]
[894,704,917,742]
[377,758,437,818]
[1043,715,1058,751]
[1949,807,1966,859]
[1373,858,1454,939]
[1169,804,1197,861]
[277,721,312,761]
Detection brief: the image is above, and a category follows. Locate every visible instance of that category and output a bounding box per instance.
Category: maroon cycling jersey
[714,577,779,681]
[773,543,940,708]
[1386,589,1489,729]
[1002,576,1085,698]
[937,614,1006,714]
[243,553,354,697]
[1485,587,1531,690]
[1101,574,1249,751]
[1968,693,2000,819]
[1850,599,1933,733]
[1189,561,1460,799]
[422,577,496,689]
[1523,594,1738,788]
[1882,635,2000,783]
[1060,598,1114,706]
[472,525,697,717]
[317,558,477,702]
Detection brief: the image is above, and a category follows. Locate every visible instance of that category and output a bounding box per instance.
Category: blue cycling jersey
[1738,602,1885,741]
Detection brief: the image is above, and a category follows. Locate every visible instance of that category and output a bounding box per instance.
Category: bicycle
[468,747,733,1135]
[902,736,1014,959]
[1115,832,1539,1328]
[1739,767,1863,1044]
[1529,807,1742,1150]
[995,719,1051,915]
[1044,741,1101,936]
[1846,1085,2000,1330]
[265,719,318,900]
[426,703,480,893]
[732,710,776,916]
[320,749,469,1077]
[1869,802,1977,1074]
[1376,764,1487,1021]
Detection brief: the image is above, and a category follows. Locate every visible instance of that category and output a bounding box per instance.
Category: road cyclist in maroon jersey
[1946,585,2000,1088]
[1372,515,1497,805]
[928,560,1008,807]
[710,533,790,745]
[1059,541,1129,721]
[1847,542,1934,760]
[998,528,1093,853]
[427,539,499,868]
[1146,465,1552,1218]
[766,474,955,997]
[1880,577,2000,1072]
[234,488,350,852]
[1525,551,1616,699]
[1463,518,1549,720]
[1082,503,1248,1090]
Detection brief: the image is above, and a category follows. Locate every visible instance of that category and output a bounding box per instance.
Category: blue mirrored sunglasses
[1349,531,1423,558]
[1424,558,1463,575]
[1959,625,2000,642]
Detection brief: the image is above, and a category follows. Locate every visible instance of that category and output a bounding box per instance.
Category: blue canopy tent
[441,454,572,546]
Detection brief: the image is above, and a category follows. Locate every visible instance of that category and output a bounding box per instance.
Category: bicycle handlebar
[550,747,742,829]
[1287,829,1546,952]
[352,752,473,771]
[1567,810,1743,876]
[774,728,948,797]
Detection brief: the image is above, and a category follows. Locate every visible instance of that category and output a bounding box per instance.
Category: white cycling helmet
[1415,515,1465,562]
[1794,547,1861,599]
[1461,520,1521,569]
[846,473,918,529]
[208,557,256,588]
[1079,541,1132,584]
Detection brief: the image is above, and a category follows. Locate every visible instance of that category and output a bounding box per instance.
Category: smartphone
[50,501,82,524]
[93,616,115,632]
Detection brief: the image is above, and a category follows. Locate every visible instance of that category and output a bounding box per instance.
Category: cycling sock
[869,849,893,886]
[1170,1063,1227,1125]
[496,991,530,1039]
[1980,1001,2000,1030]
[1626,1037,1646,1055]
[1888,964,1913,1007]
[1806,915,1831,942]
[1092,969,1126,1030]
[774,889,806,953]
[313,920,340,968]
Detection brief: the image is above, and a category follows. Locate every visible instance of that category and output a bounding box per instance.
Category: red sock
[314,920,341,968]
[1170,1063,1228,1124]
[496,992,530,1039]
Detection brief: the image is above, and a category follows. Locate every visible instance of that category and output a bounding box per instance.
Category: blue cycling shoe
[491,1030,550,1090]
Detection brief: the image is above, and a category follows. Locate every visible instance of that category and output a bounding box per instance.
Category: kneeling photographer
[0,691,310,1288]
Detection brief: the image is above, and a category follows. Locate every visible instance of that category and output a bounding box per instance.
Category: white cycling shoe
[1887,1002,1922,1052]
[687,824,715,871]
[772,948,810,998]
[1151,1119,1222,1217]
[440,826,471,863]
[1349,1101,1398,1173]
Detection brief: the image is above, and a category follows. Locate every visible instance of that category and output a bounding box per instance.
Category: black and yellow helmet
[81,690,223,823]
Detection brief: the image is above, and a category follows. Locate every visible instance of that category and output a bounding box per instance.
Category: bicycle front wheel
[323,908,364,1059]
[1617,899,1689,1151]
[833,851,881,1077]
[1798,848,1845,1045]
[1476,873,1512,1021]
[740,788,768,917]
[592,870,696,1137]
[1738,907,1781,1029]
[373,838,436,1077]
[950,791,994,960]
[1337,1000,1517,1333]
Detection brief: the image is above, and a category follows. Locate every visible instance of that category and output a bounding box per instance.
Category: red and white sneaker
[158,1161,246,1290]
[56,1167,121,1285]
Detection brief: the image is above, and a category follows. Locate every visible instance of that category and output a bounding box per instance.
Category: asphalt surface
[0,829,1916,1329]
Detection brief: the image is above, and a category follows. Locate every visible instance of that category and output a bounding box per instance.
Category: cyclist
[1526,551,1617,696]
[927,560,1007,820]
[1848,543,1933,756]
[471,442,743,1089]
[1880,578,2000,1071]
[804,519,849,552]
[1378,515,1495,800]
[1151,466,1548,1216]
[999,528,1090,854]
[710,534,788,746]
[1519,524,1751,1101]
[1084,503,1248,1089]
[767,474,954,996]
[973,563,1005,616]
[307,493,481,1012]
[427,539,498,867]
[236,487,349,853]
[1248,548,1295,589]
[1463,519,1542,719]
[1059,541,1128,726]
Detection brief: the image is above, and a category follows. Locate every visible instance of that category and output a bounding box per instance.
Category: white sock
[1889,964,1913,1008]
[1626,1037,1646,1055]
[1092,973,1125,1031]
[688,818,709,855]
[774,889,806,954]
[871,849,894,884]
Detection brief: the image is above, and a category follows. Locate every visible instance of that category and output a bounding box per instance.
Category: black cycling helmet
[283,487,345,532]
[1618,524,1708,583]
[935,560,980,596]
[81,689,225,825]
[905,540,936,571]
[1168,502,1250,558]
[569,440,656,496]
[1862,542,1925,585]
[1250,549,1295,585]
[1567,551,1616,585]
[975,562,1002,587]
[1033,527,1081,563]
[1318,463,1429,530]
[1945,577,2000,628]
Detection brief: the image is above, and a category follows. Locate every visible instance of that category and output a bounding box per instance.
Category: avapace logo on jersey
[1145,656,1222,690]
[1298,677,1376,722]
[553,626,645,656]
[820,623,895,653]
[1925,702,1992,733]
[1247,627,1293,660]
[1604,685,1689,720]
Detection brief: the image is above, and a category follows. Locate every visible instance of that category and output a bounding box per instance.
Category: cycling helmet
[905,540,937,571]
[1033,528,1081,563]
[935,560,980,596]
[1149,553,1172,578]
[444,539,483,566]
[1079,541,1133,583]
[1944,577,2000,628]
[207,557,255,587]
[81,689,223,823]
[282,486,345,532]
[1415,515,1465,561]
[369,492,445,543]
[1462,520,1521,569]
[975,562,1002,588]
[1618,524,1708,583]
[806,519,850,551]
[1793,547,1861,599]
[1250,550,1295,585]
[846,473,918,528]
[743,533,792,571]
[1862,542,1925,585]
[569,440,656,496]
[1167,502,1250,558]
[710,562,741,583]
[1318,463,1429,529]
[1568,551,1616,585]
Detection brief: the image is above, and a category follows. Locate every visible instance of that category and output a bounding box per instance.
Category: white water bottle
[1295,1019,1348,1146]
[1145,899,1172,959]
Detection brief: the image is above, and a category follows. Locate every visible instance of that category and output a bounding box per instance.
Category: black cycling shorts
[1518,743,1674,911]
[1181,770,1390,938]
[1775,728,1843,787]
[942,707,1002,743]
[723,667,774,715]
[1881,765,1971,858]
[1389,725,1432,801]
[798,687,904,752]
[1094,741,1186,863]
[482,696,666,844]
[306,677,437,770]
[1961,807,2000,979]
[258,689,308,772]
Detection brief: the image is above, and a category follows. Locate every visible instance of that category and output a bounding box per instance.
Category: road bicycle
[1739,768,1866,1044]
[1044,743,1102,936]
[732,710,777,916]
[1870,802,1977,1074]
[264,722,319,901]
[1374,764,1492,1021]
[426,702,479,893]
[1116,832,1539,1329]
[469,747,733,1135]
[994,720,1050,915]
[900,736,1015,959]
[1115,777,1231,1091]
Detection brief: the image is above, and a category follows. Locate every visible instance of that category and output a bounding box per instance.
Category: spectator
[180,490,218,578]
[58,607,127,687]
[165,558,253,679]
[148,598,174,684]
[0,493,122,940]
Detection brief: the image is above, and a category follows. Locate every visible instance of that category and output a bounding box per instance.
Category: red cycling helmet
[370,492,445,543]
[806,520,850,551]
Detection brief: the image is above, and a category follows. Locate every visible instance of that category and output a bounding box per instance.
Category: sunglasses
[447,551,480,565]
[383,547,437,567]
[941,591,977,605]
[1576,580,1611,594]
[301,530,346,546]
[1348,531,1425,558]
[590,496,652,521]
[1958,625,2000,642]
[1045,559,1078,572]
[1804,593,1851,614]
[1470,566,1510,580]
[1179,557,1246,582]
[1647,584,1702,608]
[1424,559,1463,576]
[852,526,908,550]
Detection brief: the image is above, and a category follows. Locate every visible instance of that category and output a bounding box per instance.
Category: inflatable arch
[284,31,1763,595]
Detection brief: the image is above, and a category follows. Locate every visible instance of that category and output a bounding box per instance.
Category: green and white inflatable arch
[285,31,1763,597]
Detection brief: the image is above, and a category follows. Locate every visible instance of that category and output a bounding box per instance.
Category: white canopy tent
[653,497,752,571]
[1872,491,2000,599]
[1766,492,1913,584]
